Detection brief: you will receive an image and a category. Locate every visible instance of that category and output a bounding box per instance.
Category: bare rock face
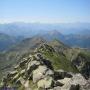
[37,76,54,89]
[32,65,54,83]
[72,53,90,79]
[58,74,87,90]
[1,52,90,90]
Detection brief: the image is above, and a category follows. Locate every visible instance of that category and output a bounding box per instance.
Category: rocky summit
[0,49,90,90]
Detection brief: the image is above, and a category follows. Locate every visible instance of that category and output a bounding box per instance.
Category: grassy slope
[44,52,78,72]
[38,45,78,73]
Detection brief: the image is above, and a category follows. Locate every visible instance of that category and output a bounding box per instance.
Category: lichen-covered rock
[32,65,54,83]
[59,74,88,90]
[7,70,18,77]
[57,78,71,85]
[54,86,61,90]
[37,76,54,89]
[27,60,41,73]
[20,69,25,75]
[71,74,87,86]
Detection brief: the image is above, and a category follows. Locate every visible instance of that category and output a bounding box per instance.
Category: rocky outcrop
[72,53,90,79]
[1,52,90,90]
[37,43,55,53]
[58,73,89,90]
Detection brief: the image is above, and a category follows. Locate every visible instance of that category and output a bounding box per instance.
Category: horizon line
[0,21,90,24]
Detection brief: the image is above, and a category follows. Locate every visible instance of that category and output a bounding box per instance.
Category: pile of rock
[1,53,90,90]
[38,43,55,53]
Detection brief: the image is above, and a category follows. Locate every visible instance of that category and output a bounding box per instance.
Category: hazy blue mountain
[0,22,90,50]
[0,33,24,51]
[37,30,65,41]
[64,34,90,48]
[0,22,90,37]
[77,29,90,36]
[38,30,90,49]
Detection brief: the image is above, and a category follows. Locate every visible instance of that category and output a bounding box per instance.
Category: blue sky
[0,0,90,23]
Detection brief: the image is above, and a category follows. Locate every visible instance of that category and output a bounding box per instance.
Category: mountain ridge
[0,42,90,90]
[0,37,90,83]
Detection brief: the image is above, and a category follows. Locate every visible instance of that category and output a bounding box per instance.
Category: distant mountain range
[38,30,90,49]
[64,34,90,48]
[0,22,90,51]
[0,22,90,37]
